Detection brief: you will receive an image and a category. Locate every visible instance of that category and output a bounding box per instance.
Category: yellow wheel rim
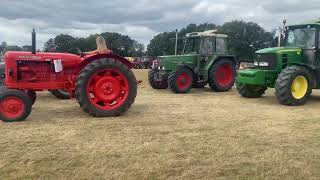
[291,76,308,99]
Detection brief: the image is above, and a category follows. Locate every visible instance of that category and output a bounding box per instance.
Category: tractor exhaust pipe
[32,29,36,54]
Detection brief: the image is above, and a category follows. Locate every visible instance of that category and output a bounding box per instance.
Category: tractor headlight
[259,62,269,67]
[158,66,165,70]
[253,61,269,67]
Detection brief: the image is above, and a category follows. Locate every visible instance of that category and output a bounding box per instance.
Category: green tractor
[237,20,320,105]
[148,30,237,93]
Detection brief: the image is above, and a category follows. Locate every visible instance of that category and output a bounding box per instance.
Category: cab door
[316,28,320,64]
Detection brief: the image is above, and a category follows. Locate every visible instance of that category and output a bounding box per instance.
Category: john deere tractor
[149,30,237,93]
[237,20,320,105]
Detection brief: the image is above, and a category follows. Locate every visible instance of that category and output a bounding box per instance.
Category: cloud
[0,0,319,49]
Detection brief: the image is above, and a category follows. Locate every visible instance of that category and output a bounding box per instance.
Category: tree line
[1,20,278,61]
[147,20,277,60]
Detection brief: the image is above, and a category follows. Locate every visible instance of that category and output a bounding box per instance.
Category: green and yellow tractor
[149,30,237,93]
[237,20,320,105]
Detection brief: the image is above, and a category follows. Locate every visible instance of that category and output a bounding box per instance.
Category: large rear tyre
[236,82,267,98]
[148,68,167,89]
[208,59,236,92]
[275,66,312,106]
[0,89,32,122]
[75,58,137,117]
[168,67,193,94]
[50,89,70,99]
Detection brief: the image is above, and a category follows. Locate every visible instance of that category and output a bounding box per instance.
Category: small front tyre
[236,82,267,98]
[148,68,167,89]
[168,67,193,94]
[0,89,32,122]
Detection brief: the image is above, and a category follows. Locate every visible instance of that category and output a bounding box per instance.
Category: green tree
[43,33,144,56]
[219,20,274,60]
[147,23,216,57]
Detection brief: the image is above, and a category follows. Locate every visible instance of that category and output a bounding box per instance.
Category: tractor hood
[158,54,198,70]
[256,47,302,54]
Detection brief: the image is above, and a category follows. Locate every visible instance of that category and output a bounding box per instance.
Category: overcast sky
[0,0,319,49]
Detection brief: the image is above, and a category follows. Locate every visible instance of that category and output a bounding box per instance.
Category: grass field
[1,69,320,179]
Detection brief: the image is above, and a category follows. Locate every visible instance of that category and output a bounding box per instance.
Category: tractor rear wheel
[275,66,312,106]
[209,59,236,92]
[168,67,193,93]
[50,89,70,99]
[75,58,137,117]
[236,82,267,98]
[0,89,32,122]
[148,68,167,89]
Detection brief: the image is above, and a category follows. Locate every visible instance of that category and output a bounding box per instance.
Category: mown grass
[1,70,320,179]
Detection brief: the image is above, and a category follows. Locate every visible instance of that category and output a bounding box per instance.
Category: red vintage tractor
[0,30,137,122]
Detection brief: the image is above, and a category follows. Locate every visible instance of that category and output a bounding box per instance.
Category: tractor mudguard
[80,53,133,69]
[206,56,237,71]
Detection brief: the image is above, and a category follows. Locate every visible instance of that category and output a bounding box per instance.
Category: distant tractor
[0,30,137,122]
[148,30,237,93]
[237,20,320,105]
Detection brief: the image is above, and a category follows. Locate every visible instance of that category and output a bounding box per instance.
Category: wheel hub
[87,68,129,110]
[215,64,233,87]
[1,97,24,118]
[176,73,191,89]
[95,76,121,102]
[291,76,308,100]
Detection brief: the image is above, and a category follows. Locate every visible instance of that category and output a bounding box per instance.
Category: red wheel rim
[87,68,129,110]
[176,72,191,90]
[0,96,25,119]
[214,64,234,87]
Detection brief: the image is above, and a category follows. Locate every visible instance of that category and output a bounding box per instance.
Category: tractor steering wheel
[77,48,86,57]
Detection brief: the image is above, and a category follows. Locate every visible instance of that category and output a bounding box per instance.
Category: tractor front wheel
[168,67,193,93]
[209,59,236,92]
[75,58,137,117]
[275,66,312,106]
[25,90,36,105]
[0,89,32,122]
[236,82,267,98]
[148,68,167,89]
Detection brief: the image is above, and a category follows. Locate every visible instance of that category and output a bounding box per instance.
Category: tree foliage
[44,33,144,57]
[219,20,274,60]
[147,23,216,57]
[147,21,275,60]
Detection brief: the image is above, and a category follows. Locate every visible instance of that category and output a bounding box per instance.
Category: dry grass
[1,69,320,179]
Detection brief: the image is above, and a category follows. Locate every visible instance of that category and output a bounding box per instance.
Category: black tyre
[50,89,70,99]
[208,59,236,92]
[193,81,207,88]
[236,82,267,98]
[148,68,167,89]
[75,58,137,117]
[0,89,32,122]
[25,90,36,105]
[275,66,312,106]
[168,67,193,93]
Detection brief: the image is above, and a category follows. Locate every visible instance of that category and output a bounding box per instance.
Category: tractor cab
[183,30,227,56]
[285,23,320,66]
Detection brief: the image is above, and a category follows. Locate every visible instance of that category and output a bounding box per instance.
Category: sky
[0,0,319,49]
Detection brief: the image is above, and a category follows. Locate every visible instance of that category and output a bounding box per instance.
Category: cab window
[201,38,214,55]
[216,37,226,54]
